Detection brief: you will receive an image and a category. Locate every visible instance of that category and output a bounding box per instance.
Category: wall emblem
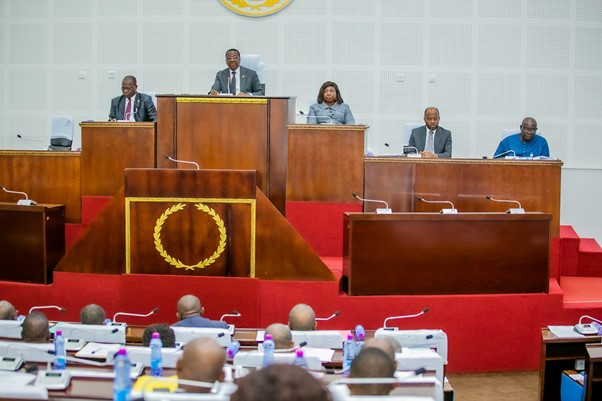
[219,0,293,17]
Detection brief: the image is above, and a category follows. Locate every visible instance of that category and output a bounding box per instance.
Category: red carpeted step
[65,223,86,251]
[559,276,602,306]
[81,196,113,226]
[560,225,580,276]
[577,238,602,277]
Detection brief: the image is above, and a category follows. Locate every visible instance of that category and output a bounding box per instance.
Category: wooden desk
[0,203,65,284]
[539,328,601,401]
[586,343,602,401]
[365,157,562,236]
[343,212,551,295]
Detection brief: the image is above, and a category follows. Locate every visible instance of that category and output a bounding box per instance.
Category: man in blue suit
[409,107,452,158]
[171,294,228,329]
[209,49,264,96]
[109,75,157,121]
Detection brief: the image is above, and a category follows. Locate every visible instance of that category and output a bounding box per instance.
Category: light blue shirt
[307,102,355,125]
[494,133,550,158]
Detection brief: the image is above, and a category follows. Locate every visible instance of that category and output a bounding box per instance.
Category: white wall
[561,168,602,242]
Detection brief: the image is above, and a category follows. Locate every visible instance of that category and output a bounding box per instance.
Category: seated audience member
[21,312,50,343]
[288,303,316,331]
[80,303,106,325]
[363,337,398,370]
[494,116,550,158]
[172,295,228,329]
[348,347,396,396]
[307,81,355,125]
[230,364,332,401]
[409,107,452,158]
[0,300,17,320]
[209,48,264,96]
[108,75,157,122]
[265,323,294,350]
[176,337,226,392]
[379,335,402,353]
[142,323,176,347]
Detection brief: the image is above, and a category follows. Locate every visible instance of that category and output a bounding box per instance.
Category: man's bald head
[265,323,294,350]
[177,295,203,320]
[364,337,398,370]
[349,347,396,396]
[0,300,17,320]
[176,337,226,387]
[288,304,316,331]
[21,312,50,343]
[80,304,106,325]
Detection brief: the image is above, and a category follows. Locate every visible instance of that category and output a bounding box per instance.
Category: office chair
[240,54,266,93]
[48,116,74,151]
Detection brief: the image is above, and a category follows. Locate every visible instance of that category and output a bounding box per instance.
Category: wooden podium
[0,203,65,283]
[343,212,551,295]
[156,95,295,214]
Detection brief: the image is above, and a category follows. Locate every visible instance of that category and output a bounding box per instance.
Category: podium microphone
[1,185,37,206]
[28,305,67,314]
[352,193,392,214]
[493,149,516,159]
[112,307,159,323]
[220,311,241,322]
[417,197,457,214]
[485,195,525,214]
[315,311,341,322]
[16,134,44,143]
[164,154,200,170]
[383,308,429,329]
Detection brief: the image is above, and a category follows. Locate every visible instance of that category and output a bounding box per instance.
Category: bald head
[288,304,316,331]
[177,295,203,320]
[364,337,398,370]
[21,312,50,343]
[266,323,294,350]
[0,300,17,320]
[177,337,226,387]
[349,347,396,396]
[80,304,106,325]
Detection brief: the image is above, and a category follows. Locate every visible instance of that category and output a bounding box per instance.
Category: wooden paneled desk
[539,328,602,401]
[586,343,602,401]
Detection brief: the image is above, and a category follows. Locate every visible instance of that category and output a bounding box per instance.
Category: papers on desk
[75,342,121,359]
[548,325,585,338]
[302,347,335,363]
[0,370,36,386]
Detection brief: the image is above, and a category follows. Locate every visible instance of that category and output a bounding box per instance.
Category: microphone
[164,154,200,170]
[485,195,525,214]
[112,307,159,323]
[417,197,457,214]
[306,114,334,124]
[16,134,44,143]
[220,311,241,322]
[1,185,37,206]
[403,145,421,157]
[383,308,429,329]
[352,193,392,214]
[315,311,341,322]
[28,305,66,314]
[574,315,602,335]
[493,149,516,159]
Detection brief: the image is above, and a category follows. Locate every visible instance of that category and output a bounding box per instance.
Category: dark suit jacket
[409,125,453,158]
[211,66,264,96]
[171,315,228,329]
[109,93,157,122]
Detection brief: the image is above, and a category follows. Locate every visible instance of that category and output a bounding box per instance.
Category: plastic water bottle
[262,333,275,367]
[342,334,355,374]
[293,349,308,369]
[149,332,163,376]
[226,340,241,359]
[354,325,365,357]
[113,348,132,401]
[53,330,66,370]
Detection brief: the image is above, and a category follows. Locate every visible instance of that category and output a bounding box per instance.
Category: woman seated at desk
[307,81,355,125]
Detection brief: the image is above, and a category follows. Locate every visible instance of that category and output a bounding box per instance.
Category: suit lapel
[239,67,246,92]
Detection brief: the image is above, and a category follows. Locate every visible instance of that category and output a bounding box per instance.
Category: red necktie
[124,98,132,121]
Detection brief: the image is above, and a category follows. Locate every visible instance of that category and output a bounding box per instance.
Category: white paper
[75,342,120,359]
[548,325,584,338]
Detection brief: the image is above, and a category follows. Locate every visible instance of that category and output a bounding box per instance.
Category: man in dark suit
[209,49,264,96]
[171,294,228,329]
[109,75,157,121]
[409,107,452,158]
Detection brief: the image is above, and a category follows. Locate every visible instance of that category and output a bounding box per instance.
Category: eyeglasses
[226,56,240,60]
[521,126,537,133]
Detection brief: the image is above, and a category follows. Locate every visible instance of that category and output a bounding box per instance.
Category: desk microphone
[164,154,200,170]
[305,114,334,124]
[493,149,516,159]
[417,197,457,214]
[112,307,159,323]
[315,311,341,321]
[28,305,66,314]
[16,134,44,143]
[485,195,525,214]
[1,185,37,206]
[383,308,429,329]
[352,193,392,214]
[220,311,241,322]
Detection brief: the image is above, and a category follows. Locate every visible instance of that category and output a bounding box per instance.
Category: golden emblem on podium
[219,0,293,17]
[153,203,227,270]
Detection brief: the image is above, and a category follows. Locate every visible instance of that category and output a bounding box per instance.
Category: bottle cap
[264,334,272,341]
[152,332,160,339]
[116,348,127,356]
[296,349,304,357]
[56,330,62,336]
[227,349,235,358]
[347,334,354,340]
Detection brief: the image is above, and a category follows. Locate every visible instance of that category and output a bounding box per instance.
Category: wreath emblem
[153,203,227,270]
[219,0,293,17]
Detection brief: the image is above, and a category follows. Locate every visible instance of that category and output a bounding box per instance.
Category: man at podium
[209,48,264,96]
[409,107,453,158]
[108,75,157,122]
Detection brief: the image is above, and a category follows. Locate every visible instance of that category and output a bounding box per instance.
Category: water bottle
[113,348,132,401]
[226,340,241,359]
[342,334,354,374]
[53,330,66,370]
[293,349,308,369]
[149,332,163,377]
[354,325,365,357]
[262,333,275,367]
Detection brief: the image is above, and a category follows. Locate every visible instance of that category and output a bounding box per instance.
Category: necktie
[230,71,236,95]
[426,130,434,153]
[124,99,132,121]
